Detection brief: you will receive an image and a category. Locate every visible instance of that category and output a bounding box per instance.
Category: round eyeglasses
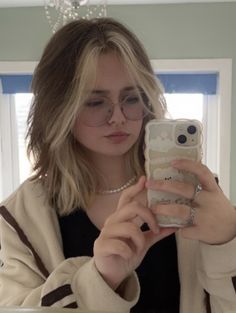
[79,92,149,127]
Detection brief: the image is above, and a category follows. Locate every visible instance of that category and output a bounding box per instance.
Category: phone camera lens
[187,125,197,134]
[177,134,187,144]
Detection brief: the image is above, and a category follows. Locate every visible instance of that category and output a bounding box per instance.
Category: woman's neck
[88,153,133,190]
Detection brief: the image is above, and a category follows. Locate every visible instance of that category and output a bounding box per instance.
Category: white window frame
[0,62,37,201]
[0,59,232,199]
[0,93,20,199]
[151,58,232,197]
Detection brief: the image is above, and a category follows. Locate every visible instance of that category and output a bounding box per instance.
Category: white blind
[14,94,33,183]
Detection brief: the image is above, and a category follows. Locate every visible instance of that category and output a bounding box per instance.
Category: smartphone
[144,119,203,227]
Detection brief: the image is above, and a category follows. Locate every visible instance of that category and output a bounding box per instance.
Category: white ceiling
[0,0,235,7]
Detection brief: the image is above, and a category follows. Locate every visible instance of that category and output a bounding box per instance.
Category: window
[152,59,232,197]
[0,68,35,201]
[0,92,33,201]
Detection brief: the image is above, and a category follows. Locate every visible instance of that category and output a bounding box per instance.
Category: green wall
[0,3,236,202]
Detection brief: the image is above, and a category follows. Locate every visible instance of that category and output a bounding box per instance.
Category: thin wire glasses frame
[79,91,150,127]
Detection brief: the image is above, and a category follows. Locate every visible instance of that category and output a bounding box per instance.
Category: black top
[58,209,180,313]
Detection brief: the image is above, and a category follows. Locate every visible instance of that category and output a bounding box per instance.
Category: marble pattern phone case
[145,119,203,227]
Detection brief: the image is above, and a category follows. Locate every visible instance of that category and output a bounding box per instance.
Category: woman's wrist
[99,271,124,291]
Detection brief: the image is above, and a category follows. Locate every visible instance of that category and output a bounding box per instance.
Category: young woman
[0,18,235,313]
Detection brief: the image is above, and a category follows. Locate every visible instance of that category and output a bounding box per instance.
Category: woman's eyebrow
[90,86,138,95]
[121,86,138,92]
[90,90,108,95]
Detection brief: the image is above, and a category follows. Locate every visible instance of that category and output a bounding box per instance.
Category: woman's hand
[93,176,177,291]
[147,159,236,245]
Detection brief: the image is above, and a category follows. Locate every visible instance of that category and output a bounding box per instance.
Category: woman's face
[73,52,143,158]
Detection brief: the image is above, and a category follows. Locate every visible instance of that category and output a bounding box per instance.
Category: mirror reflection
[0,2,236,313]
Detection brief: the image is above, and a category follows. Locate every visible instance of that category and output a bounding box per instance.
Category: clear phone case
[144,119,203,227]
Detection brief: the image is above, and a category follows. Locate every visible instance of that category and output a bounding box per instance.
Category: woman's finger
[171,159,218,192]
[101,222,146,254]
[117,176,146,209]
[105,201,159,234]
[144,228,178,250]
[151,203,193,222]
[94,237,132,260]
[146,179,203,200]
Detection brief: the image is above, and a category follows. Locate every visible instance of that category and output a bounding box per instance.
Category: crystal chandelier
[45,0,107,33]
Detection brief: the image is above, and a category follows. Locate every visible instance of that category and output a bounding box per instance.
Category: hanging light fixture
[44,0,107,33]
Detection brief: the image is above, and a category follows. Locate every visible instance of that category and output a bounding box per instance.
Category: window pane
[14,94,33,183]
[165,93,203,122]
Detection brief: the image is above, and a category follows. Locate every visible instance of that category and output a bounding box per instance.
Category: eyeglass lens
[80,93,148,127]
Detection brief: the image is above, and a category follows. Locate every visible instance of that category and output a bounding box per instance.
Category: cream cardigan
[0,178,235,313]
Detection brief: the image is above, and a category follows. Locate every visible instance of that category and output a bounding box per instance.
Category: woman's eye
[85,99,105,107]
[124,95,140,104]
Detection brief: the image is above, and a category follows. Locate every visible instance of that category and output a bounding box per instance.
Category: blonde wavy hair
[27,18,167,215]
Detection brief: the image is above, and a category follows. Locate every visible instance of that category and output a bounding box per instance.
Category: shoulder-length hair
[26,17,166,215]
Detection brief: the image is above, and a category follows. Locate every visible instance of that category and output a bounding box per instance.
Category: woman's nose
[107,103,126,125]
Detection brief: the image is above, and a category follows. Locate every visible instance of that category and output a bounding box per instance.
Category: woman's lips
[105,132,129,143]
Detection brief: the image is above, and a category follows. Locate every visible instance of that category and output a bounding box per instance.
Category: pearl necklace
[99,176,137,195]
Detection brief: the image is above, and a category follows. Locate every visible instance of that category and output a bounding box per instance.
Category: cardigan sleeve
[197,236,236,313]
[41,257,140,311]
